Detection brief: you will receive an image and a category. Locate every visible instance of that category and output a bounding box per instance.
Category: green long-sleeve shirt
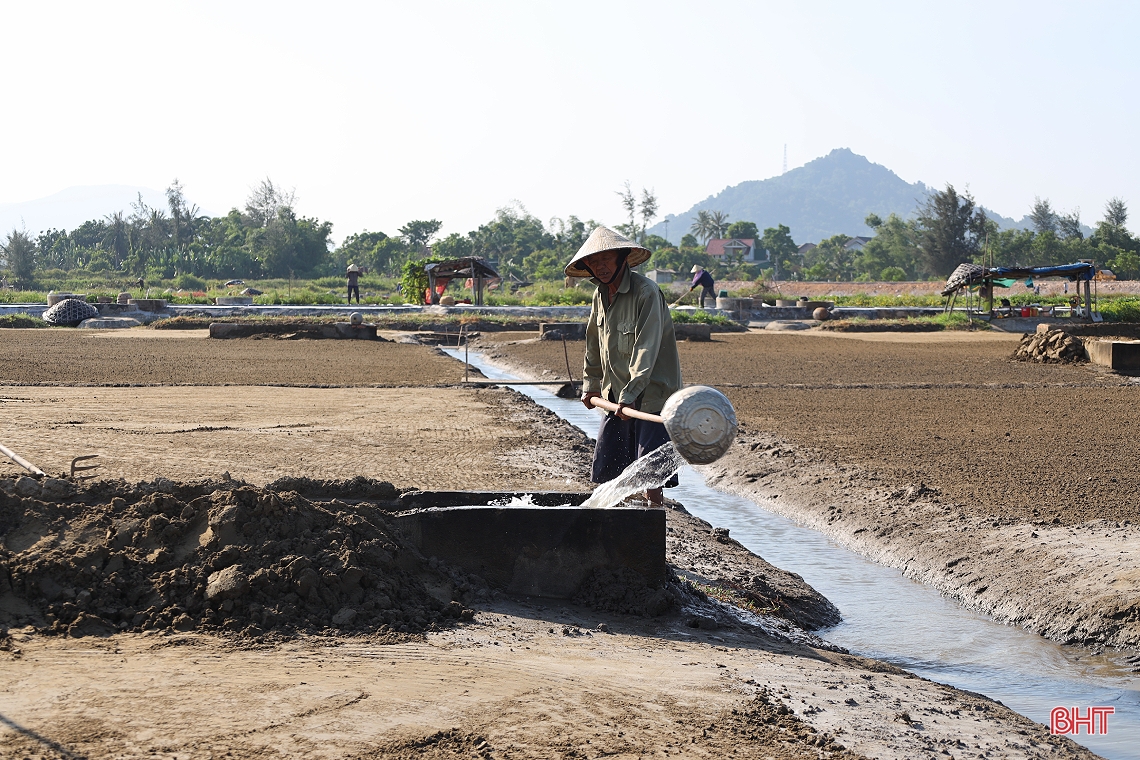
[583,268,683,414]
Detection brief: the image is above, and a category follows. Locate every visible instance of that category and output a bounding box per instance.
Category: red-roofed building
[705,238,766,263]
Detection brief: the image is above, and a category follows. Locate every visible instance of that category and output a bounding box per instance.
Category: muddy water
[446,349,1139,758]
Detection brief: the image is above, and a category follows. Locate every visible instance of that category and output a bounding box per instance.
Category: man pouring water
[565,226,683,507]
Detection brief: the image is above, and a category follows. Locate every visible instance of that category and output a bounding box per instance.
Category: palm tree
[690,209,731,243]
[101,212,131,269]
[709,210,731,240]
[690,210,713,243]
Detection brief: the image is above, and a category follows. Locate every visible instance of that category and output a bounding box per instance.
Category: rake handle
[587,396,665,424]
[0,443,46,478]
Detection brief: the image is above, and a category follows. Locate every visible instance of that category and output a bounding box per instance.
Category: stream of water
[445,349,1140,757]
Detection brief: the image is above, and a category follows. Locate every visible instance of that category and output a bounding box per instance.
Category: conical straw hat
[564,226,651,278]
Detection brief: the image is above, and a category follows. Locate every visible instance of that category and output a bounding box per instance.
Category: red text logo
[1050,706,1114,735]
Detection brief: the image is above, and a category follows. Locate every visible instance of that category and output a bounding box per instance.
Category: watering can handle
[587,396,665,424]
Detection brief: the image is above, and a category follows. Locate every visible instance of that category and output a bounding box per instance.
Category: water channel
[444,348,1139,758]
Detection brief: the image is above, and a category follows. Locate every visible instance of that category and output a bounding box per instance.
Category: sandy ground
[0,329,468,387]
[0,327,1104,758]
[478,329,1140,649]
[2,603,1093,760]
[0,386,591,491]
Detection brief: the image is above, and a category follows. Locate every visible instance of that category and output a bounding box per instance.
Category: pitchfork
[70,454,101,481]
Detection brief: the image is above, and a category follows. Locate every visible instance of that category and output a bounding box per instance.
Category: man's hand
[615,403,633,421]
[581,391,602,410]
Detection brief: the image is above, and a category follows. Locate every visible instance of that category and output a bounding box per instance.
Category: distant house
[844,236,873,252]
[797,242,817,256]
[705,238,766,263]
[645,269,677,284]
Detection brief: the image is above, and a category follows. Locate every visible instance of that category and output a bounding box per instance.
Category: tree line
[4,179,1137,287]
[656,186,1139,282]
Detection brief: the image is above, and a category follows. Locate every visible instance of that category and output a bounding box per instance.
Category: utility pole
[783,144,788,174]
[664,218,669,246]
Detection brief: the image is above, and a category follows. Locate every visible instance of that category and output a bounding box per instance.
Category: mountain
[0,185,168,236]
[650,148,1094,245]
[651,149,928,245]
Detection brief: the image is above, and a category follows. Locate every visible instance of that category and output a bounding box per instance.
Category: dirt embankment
[480,329,1140,648]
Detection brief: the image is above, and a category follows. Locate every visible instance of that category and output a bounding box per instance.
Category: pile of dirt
[1013,329,1087,363]
[572,567,680,617]
[0,475,474,638]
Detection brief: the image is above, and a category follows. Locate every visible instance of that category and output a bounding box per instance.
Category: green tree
[1089,198,1137,266]
[880,266,907,281]
[470,204,552,278]
[915,184,987,277]
[708,211,730,240]
[1058,209,1083,240]
[248,207,332,278]
[337,230,390,269]
[615,182,658,242]
[1030,197,1058,234]
[1,230,37,284]
[759,224,798,279]
[645,246,712,276]
[1104,197,1128,229]
[726,221,759,240]
[1108,248,1140,279]
[432,232,474,260]
[399,220,442,250]
[522,248,565,280]
[689,211,713,243]
[102,211,131,269]
[803,234,853,280]
[245,178,295,228]
[855,213,920,279]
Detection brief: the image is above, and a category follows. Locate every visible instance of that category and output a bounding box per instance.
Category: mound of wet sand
[0,475,476,638]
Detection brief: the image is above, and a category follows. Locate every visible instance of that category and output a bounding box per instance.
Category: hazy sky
[3,1,1138,241]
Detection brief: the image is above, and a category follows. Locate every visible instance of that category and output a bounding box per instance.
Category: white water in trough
[579,443,686,509]
[444,349,1139,758]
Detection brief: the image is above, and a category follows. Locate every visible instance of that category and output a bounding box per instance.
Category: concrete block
[128,299,168,312]
[674,323,711,341]
[394,505,666,598]
[320,322,379,340]
[78,317,142,329]
[1088,340,1140,371]
[213,296,253,306]
[95,303,139,316]
[539,322,587,340]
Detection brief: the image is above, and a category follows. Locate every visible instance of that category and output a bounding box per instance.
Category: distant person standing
[688,265,716,308]
[346,264,361,304]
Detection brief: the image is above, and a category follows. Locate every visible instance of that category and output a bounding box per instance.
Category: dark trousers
[348,284,359,303]
[592,409,679,488]
[700,285,715,308]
